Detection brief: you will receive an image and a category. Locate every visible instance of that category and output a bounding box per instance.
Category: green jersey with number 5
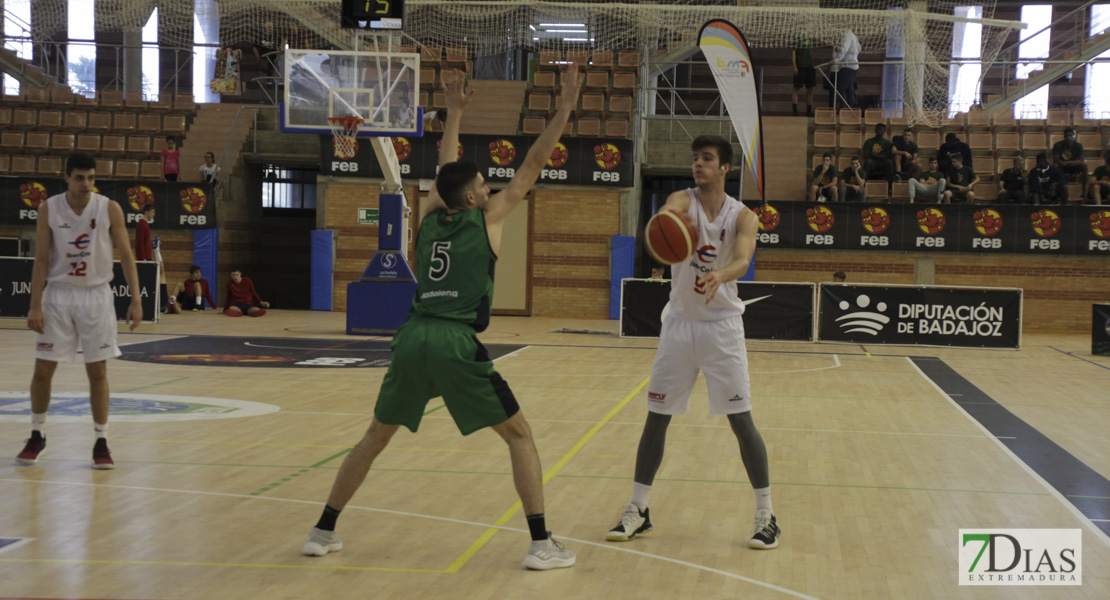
[410,208,497,332]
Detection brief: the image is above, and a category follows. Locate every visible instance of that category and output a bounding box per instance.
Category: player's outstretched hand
[27,307,45,334]
[442,69,474,112]
[560,64,584,108]
[696,271,728,305]
[127,301,143,331]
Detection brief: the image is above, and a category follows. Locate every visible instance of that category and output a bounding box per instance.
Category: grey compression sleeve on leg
[633,412,672,485]
[727,411,770,489]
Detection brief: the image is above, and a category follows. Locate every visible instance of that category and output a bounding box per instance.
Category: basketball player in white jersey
[607,135,780,549]
[16,152,143,470]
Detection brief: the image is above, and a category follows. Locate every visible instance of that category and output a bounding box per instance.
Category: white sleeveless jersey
[46,193,115,287]
[668,188,748,321]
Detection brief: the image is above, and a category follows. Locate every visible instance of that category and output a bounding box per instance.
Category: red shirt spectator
[225,276,264,310]
[134,212,152,261]
[182,276,217,308]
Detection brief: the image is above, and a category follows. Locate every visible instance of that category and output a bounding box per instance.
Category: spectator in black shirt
[996,157,1027,204]
[1052,128,1088,191]
[1029,152,1068,205]
[937,133,973,173]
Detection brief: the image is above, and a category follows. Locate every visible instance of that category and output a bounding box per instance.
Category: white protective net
[19,0,1019,124]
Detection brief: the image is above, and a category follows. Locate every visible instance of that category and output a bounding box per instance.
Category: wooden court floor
[0,311,1107,599]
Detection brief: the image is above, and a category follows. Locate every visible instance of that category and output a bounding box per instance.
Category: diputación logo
[834,294,890,335]
[959,529,1081,586]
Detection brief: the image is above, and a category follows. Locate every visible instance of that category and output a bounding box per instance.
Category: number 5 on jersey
[429,241,451,281]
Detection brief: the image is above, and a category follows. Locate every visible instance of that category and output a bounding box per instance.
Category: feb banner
[699,19,764,199]
[620,279,814,341]
[0,257,159,323]
[818,284,1022,349]
[0,178,215,230]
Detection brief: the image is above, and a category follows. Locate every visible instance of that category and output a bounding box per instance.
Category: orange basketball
[645,209,698,265]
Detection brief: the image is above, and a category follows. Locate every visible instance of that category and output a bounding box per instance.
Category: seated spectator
[908,157,946,203]
[892,128,919,181]
[1029,152,1068,205]
[862,123,894,182]
[1053,128,1088,191]
[809,153,839,202]
[199,152,221,185]
[937,132,972,173]
[942,155,978,203]
[832,271,846,282]
[172,265,218,311]
[1089,153,1109,206]
[224,269,270,317]
[839,156,867,202]
[997,157,1028,204]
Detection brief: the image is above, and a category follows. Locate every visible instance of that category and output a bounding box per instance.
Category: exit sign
[358,208,379,225]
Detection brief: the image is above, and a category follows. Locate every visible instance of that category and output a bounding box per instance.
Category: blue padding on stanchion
[310,230,334,311]
[610,235,634,319]
[193,228,218,305]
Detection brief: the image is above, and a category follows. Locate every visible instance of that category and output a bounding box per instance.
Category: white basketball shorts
[646,314,753,415]
[34,283,121,363]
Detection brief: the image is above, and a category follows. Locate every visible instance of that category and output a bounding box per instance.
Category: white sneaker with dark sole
[749,508,780,549]
[522,533,575,570]
[303,527,343,556]
[606,503,652,542]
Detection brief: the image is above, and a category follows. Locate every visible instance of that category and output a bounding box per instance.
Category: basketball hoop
[327,116,364,159]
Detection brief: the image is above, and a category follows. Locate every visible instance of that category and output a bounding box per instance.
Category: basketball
[644,209,698,265]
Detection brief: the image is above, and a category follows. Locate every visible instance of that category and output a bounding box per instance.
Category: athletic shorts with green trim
[374,317,520,435]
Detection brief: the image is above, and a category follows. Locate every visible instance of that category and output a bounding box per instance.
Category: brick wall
[756,248,1110,333]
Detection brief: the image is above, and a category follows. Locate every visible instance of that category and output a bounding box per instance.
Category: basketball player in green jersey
[303,68,584,570]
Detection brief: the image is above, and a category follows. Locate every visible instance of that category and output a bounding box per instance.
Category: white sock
[754,487,772,513]
[630,482,652,511]
[94,423,108,439]
[31,411,46,434]
[195,295,202,304]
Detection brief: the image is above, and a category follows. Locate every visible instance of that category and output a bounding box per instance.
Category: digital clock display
[341,0,405,29]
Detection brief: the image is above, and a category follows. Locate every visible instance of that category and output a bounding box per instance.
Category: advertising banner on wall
[817,283,1022,348]
[0,178,215,230]
[0,257,159,323]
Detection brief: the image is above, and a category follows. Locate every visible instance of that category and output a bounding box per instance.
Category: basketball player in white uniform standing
[17,152,143,469]
[607,135,780,549]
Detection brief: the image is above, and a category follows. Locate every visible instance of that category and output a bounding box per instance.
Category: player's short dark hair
[822,152,833,159]
[903,127,913,133]
[189,265,201,275]
[66,152,96,175]
[1036,152,1047,162]
[166,135,176,142]
[850,155,861,163]
[833,271,846,281]
[436,160,481,210]
[1064,127,1076,135]
[142,204,155,214]
[230,268,242,274]
[874,123,886,133]
[951,154,963,163]
[691,135,733,168]
[945,133,958,143]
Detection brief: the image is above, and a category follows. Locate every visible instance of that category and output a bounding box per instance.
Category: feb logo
[806,205,835,233]
[391,137,412,161]
[916,207,947,235]
[127,185,156,212]
[594,143,621,170]
[1031,209,1061,237]
[860,206,890,234]
[547,142,569,168]
[436,139,464,160]
[695,244,717,263]
[20,181,48,208]
[753,204,781,232]
[489,139,517,166]
[180,187,208,213]
[974,209,1003,236]
[1090,210,1110,238]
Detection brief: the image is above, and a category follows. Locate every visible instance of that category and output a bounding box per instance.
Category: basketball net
[327,116,364,159]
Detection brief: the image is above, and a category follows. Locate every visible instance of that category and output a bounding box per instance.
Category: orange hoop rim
[327,116,365,132]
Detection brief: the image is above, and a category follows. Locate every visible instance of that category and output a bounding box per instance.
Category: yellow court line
[0,557,444,573]
[444,375,650,573]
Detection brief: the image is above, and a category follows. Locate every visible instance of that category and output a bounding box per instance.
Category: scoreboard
[341,0,405,30]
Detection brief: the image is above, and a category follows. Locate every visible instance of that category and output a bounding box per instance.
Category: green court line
[1068,494,1110,500]
[119,376,192,393]
[250,448,352,496]
[310,448,352,468]
[423,404,446,415]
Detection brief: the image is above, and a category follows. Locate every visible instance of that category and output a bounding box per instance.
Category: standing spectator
[172,265,217,311]
[1029,152,1068,205]
[135,204,154,262]
[937,133,973,172]
[832,272,846,282]
[907,157,946,203]
[160,137,180,181]
[809,153,839,202]
[892,128,919,180]
[839,156,867,202]
[224,269,270,317]
[1052,128,1088,192]
[830,28,860,110]
[997,157,1028,204]
[199,152,221,185]
[649,264,665,281]
[1090,153,1109,205]
[862,123,894,183]
[791,30,816,117]
[942,155,978,203]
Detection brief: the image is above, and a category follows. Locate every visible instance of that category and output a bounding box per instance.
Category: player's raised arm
[486,67,584,224]
[422,70,474,220]
[697,209,758,303]
[26,203,52,334]
[108,200,142,330]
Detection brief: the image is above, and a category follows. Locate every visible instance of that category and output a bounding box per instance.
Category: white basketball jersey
[668,188,747,321]
[46,193,115,287]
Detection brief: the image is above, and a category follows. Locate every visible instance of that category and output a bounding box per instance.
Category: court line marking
[1047,346,1110,372]
[251,448,352,496]
[905,357,1110,550]
[0,557,445,573]
[442,375,651,574]
[0,478,817,599]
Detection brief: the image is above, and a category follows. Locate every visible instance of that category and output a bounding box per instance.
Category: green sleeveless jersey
[410,208,496,332]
